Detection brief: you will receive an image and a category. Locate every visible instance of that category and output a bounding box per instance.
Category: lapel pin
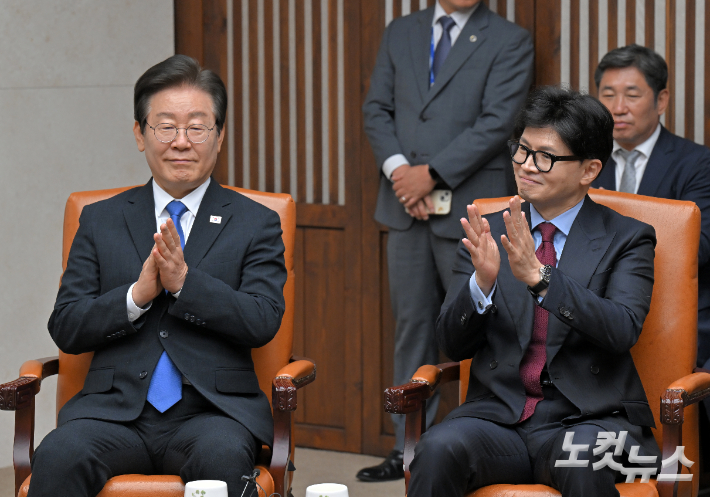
[470,35,477,42]
[210,215,222,224]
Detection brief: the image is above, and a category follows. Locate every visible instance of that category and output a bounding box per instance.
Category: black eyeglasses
[507,140,582,173]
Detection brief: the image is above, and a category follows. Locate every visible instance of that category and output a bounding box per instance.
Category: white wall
[0,0,174,468]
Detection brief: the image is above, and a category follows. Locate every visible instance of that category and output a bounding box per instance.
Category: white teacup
[184,480,228,497]
[305,483,349,497]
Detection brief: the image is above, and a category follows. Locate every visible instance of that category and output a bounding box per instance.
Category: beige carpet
[0,448,403,497]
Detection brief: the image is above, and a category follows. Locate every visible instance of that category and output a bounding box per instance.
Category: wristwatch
[527,265,552,297]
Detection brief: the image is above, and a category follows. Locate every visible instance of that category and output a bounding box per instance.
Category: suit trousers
[408,385,656,497]
[388,220,459,450]
[28,385,259,497]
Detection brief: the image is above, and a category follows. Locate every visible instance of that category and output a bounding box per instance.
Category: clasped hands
[462,196,544,297]
[132,219,188,308]
[391,164,436,220]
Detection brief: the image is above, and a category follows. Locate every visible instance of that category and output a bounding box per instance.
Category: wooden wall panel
[557,0,708,146]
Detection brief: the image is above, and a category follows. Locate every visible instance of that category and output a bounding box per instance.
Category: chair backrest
[462,189,700,471]
[56,185,296,416]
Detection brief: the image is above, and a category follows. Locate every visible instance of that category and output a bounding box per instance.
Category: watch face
[540,265,552,283]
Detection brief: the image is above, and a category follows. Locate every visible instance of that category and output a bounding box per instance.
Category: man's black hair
[134,54,227,135]
[514,86,614,166]
[594,44,668,101]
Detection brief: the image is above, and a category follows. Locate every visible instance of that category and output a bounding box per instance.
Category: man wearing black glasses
[408,87,660,496]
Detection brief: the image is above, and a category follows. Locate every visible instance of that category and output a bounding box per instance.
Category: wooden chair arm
[18,356,59,381]
[656,371,710,497]
[1,357,57,496]
[274,358,317,390]
[384,362,460,414]
[384,362,460,491]
[270,357,316,497]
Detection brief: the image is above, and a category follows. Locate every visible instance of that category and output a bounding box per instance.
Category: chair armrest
[19,356,59,381]
[0,357,59,411]
[656,371,710,497]
[272,358,317,412]
[384,362,460,414]
[270,357,316,497]
[660,371,710,425]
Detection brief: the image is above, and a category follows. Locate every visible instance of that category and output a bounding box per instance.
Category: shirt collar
[529,197,585,236]
[433,0,479,29]
[152,177,211,219]
[612,123,662,160]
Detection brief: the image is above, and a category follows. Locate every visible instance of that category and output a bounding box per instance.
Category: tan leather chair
[0,185,314,497]
[385,189,710,497]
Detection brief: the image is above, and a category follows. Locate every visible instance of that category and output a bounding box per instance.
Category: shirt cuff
[127,283,152,322]
[172,289,182,298]
[382,154,409,180]
[469,272,497,314]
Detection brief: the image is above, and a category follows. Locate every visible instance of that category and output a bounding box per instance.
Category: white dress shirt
[612,123,661,194]
[381,1,479,180]
[469,198,585,312]
[126,178,211,322]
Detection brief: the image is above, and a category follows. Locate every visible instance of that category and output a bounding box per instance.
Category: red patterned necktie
[518,222,557,422]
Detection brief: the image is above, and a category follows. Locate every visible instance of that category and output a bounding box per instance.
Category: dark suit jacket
[363,4,533,238]
[593,126,710,365]
[437,198,658,453]
[48,180,286,447]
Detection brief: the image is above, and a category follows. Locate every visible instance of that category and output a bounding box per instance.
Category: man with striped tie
[593,44,710,387]
[409,87,660,496]
[28,55,287,497]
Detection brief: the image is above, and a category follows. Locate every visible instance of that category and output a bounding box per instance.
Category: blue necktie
[432,16,455,81]
[146,200,187,413]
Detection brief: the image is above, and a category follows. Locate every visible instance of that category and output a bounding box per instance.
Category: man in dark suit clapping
[28,55,287,497]
[409,87,660,496]
[360,0,533,480]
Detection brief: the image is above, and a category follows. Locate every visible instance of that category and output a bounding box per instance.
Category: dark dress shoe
[356,449,404,482]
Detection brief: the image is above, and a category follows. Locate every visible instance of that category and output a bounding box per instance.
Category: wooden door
[174,0,364,453]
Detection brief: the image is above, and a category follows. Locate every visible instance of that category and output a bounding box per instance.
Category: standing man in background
[359,0,534,481]
[593,44,710,373]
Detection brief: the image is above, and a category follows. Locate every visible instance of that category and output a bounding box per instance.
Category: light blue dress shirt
[468,198,585,313]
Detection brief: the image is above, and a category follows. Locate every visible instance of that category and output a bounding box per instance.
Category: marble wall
[0,0,174,468]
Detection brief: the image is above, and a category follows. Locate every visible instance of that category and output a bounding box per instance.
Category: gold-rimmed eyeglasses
[146,122,215,144]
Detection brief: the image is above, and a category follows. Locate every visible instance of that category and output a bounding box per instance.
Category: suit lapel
[495,202,535,353]
[123,181,159,263]
[410,8,434,103]
[422,4,489,110]
[546,198,614,363]
[183,180,233,268]
[637,126,673,197]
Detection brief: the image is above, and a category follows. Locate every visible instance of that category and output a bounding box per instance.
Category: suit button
[490,304,497,314]
[590,366,599,375]
[139,371,148,379]
[477,301,484,310]
[411,151,417,158]
[190,316,196,323]
[160,330,168,338]
[489,360,498,369]
[184,313,190,320]
[460,313,467,325]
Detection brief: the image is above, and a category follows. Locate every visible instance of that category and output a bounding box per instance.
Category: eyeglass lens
[508,142,554,172]
[153,124,210,144]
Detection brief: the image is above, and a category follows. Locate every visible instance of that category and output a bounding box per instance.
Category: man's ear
[133,121,146,152]
[580,158,603,186]
[216,123,225,153]
[656,88,670,116]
